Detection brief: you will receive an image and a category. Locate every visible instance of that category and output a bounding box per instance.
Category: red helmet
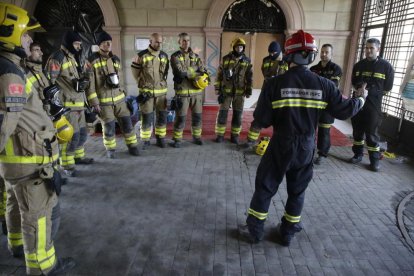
[284,30,318,65]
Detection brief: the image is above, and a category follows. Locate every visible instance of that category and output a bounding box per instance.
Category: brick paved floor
[1,136,413,275]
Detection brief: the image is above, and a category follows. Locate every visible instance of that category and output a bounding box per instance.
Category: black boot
[170,140,181,148]
[241,139,255,149]
[193,137,203,145]
[128,146,140,156]
[369,156,380,172]
[278,219,303,246]
[349,154,363,164]
[48,257,76,275]
[74,157,94,165]
[215,135,224,143]
[314,155,326,165]
[156,137,166,148]
[238,224,263,244]
[230,134,239,145]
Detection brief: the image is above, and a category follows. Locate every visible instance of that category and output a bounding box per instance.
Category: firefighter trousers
[246,135,314,238]
[5,176,58,275]
[173,94,203,141]
[60,110,88,169]
[139,95,167,141]
[247,119,261,142]
[215,95,244,137]
[351,106,381,160]
[317,110,334,157]
[99,102,138,150]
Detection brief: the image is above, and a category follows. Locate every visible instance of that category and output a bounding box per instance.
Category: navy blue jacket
[352,57,394,113]
[310,60,342,87]
[254,65,364,137]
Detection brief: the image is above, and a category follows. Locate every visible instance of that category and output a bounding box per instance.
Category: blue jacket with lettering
[254,65,364,138]
[351,57,394,113]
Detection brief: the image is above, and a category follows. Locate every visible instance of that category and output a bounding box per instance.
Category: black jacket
[254,66,364,137]
[310,60,342,87]
[352,57,394,113]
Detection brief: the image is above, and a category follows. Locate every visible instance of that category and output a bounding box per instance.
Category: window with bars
[357,0,414,122]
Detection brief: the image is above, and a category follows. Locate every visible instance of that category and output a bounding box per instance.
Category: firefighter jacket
[86,51,126,106]
[310,60,342,87]
[253,65,365,138]
[46,46,85,111]
[171,48,207,96]
[352,57,394,113]
[0,51,59,180]
[131,46,169,97]
[261,56,288,79]
[25,60,50,100]
[215,52,253,96]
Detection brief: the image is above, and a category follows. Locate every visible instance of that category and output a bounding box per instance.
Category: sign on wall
[135,38,150,51]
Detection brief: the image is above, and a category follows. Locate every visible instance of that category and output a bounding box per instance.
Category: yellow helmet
[193,73,210,89]
[0,3,40,48]
[53,116,74,144]
[231,37,246,49]
[255,137,270,156]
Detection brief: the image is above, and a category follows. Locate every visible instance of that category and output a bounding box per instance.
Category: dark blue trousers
[247,134,314,237]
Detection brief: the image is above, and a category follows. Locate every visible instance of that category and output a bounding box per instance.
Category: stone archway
[22,0,122,57]
[203,0,305,104]
[205,0,305,32]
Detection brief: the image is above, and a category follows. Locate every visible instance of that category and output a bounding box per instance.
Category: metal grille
[34,0,103,31]
[222,0,286,33]
[357,0,414,122]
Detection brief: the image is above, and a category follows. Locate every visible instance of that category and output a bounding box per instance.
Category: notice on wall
[135,38,150,51]
[401,51,414,112]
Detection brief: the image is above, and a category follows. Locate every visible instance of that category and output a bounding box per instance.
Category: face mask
[43,84,70,121]
[106,73,120,88]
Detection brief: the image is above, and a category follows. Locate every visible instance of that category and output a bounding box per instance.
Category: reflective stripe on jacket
[131,47,169,97]
[0,51,59,180]
[86,51,126,106]
[46,46,85,111]
[214,52,253,96]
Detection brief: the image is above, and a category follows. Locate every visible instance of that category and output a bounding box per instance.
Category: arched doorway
[204,0,305,104]
[221,0,287,89]
[33,0,104,65]
[22,0,121,58]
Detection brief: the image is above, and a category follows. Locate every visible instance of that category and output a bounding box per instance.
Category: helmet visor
[25,16,41,32]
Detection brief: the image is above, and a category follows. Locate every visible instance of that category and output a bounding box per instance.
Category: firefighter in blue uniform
[350,38,394,171]
[310,44,342,164]
[239,30,367,246]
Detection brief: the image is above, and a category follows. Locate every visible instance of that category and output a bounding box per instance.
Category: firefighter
[131,33,169,149]
[47,30,94,177]
[170,32,209,148]
[214,37,253,144]
[239,30,367,246]
[86,31,140,158]
[25,41,72,241]
[243,41,287,148]
[310,44,343,165]
[0,3,75,274]
[350,38,394,172]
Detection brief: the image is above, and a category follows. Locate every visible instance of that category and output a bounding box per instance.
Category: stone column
[203,27,223,105]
